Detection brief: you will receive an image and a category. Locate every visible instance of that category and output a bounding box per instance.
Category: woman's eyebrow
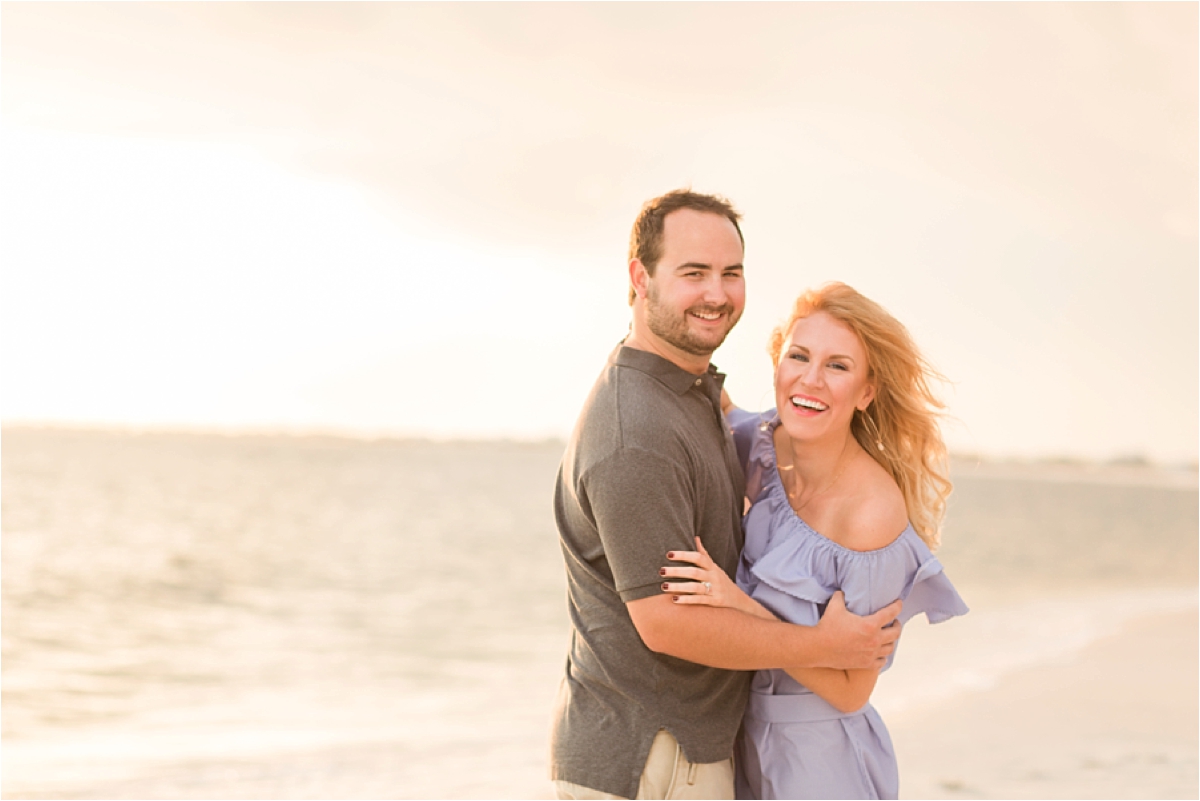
[788,344,857,362]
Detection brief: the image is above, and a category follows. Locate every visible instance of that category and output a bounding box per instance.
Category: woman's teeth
[790,396,828,411]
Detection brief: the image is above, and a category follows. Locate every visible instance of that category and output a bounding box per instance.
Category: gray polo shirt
[551,345,750,799]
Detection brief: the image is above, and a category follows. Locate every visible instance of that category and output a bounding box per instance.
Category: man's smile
[687,305,734,324]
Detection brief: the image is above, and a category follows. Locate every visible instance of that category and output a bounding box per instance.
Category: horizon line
[4,419,1196,473]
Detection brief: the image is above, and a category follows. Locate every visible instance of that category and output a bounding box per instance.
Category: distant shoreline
[3,422,1197,485]
[949,455,1198,490]
[0,421,568,448]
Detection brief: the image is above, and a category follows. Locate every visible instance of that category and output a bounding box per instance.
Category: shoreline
[890,607,1198,799]
[5,590,1195,799]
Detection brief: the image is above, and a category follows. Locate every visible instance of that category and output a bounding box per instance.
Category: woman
[661,282,968,800]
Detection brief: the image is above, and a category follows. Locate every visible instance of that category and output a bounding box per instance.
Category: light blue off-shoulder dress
[728,410,969,800]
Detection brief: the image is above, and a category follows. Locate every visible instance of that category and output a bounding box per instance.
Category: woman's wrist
[739,594,776,621]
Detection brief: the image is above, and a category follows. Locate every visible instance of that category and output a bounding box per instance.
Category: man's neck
[623,327,711,375]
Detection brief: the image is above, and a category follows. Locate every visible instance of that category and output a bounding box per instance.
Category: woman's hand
[660,538,775,620]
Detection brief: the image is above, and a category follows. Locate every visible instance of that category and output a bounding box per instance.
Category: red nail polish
[672,596,680,602]
[659,568,666,576]
[667,552,675,559]
[661,583,669,591]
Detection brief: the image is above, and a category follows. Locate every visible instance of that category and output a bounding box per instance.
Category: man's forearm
[629,597,837,669]
[627,592,899,671]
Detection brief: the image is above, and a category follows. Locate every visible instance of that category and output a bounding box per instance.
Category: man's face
[642,209,745,358]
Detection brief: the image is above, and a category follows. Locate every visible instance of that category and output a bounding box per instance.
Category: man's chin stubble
[655,323,733,358]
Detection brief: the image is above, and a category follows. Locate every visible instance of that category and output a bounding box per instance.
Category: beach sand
[891,608,1198,799]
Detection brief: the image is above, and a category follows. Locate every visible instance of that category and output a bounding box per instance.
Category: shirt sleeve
[581,446,699,604]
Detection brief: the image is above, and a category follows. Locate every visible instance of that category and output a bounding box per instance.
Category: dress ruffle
[730,410,969,667]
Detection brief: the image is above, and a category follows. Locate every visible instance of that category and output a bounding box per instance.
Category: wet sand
[892,607,1198,799]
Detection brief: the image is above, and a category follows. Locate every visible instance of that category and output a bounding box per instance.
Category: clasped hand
[659,537,769,619]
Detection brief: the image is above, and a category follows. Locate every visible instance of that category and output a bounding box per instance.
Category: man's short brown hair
[627,189,744,304]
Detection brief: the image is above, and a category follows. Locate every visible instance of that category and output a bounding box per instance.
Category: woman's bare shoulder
[837,455,908,552]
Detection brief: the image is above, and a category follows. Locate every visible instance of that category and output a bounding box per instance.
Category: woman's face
[774,311,876,445]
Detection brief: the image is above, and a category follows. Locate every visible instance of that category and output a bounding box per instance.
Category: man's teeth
[692,311,721,320]
[791,397,828,411]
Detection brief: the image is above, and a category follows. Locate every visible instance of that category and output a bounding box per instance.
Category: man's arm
[627,590,900,671]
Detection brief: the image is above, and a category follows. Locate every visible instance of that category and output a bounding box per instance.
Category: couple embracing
[551,190,967,801]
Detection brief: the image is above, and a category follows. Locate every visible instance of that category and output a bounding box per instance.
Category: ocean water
[3,427,1196,798]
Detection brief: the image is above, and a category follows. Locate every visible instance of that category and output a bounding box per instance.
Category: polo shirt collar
[611,344,726,396]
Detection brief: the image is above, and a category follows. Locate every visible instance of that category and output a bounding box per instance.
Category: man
[551,190,902,800]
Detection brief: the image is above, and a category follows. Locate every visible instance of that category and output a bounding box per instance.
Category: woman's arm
[720,387,736,415]
[783,666,878,714]
[663,539,882,713]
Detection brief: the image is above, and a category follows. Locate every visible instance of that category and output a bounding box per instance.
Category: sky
[2,3,1196,463]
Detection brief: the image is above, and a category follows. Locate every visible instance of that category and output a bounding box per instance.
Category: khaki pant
[554,730,735,800]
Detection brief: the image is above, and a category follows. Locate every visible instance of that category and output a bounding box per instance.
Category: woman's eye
[829,362,847,371]
[789,353,808,362]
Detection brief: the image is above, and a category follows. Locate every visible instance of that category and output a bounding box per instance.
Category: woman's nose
[797,363,823,388]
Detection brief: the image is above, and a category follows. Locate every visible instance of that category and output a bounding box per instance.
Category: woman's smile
[787,393,829,415]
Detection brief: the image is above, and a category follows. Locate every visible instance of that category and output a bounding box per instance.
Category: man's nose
[701,274,728,305]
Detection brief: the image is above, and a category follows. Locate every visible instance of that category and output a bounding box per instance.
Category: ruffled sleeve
[727,408,776,506]
[727,407,770,477]
[900,553,970,625]
[742,511,968,672]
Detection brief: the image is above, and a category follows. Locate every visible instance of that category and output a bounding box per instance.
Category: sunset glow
[3,3,1195,461]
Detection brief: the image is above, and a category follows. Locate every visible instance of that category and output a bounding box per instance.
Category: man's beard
[645,281,740,357]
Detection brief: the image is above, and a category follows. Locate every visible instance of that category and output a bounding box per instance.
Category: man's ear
[629,259,649,301]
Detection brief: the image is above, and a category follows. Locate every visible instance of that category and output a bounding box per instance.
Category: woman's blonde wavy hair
[768,282,952,549]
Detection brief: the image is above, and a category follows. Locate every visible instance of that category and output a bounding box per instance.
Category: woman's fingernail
[661,583,669,591]
[666,552,675,559]
[659,568,666,576]
[672,596,680,602]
